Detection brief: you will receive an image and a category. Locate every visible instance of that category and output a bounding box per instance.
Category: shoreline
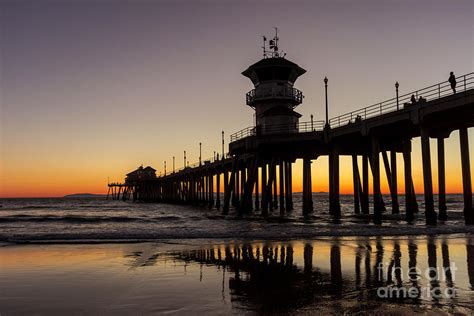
[2,229,474,245]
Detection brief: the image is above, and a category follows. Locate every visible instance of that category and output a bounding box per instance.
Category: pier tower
[242,30,306,135]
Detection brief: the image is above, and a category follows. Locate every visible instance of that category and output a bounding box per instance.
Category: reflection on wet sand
[122,236,474,313]
[468,237,474,290]
[3,236,474,314]
[175,243,345,313]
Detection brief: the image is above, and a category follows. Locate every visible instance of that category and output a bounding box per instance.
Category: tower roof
[242,57,306,85]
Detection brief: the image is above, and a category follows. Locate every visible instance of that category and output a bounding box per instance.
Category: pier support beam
[371,137,383,224]
[390,151,400,214]
[261,163,267,214]
[241,157,258,214]
[279,159,285,215]
[403,140,415,221]
[381,150,399,214]
[223,158,238,215]
[241,165,246,203]
[329,147,341,216]
[265,159,277,214]
[421,127,438,225]
[273,164,278,209]
[284,162,291,211]
[209,174,214,207]
[302,158,313,215]
[255,167,259,211]
[234,169,240,207]
[437,138,447,220]
[216,173,221,208]
[361,153,370,214]
[459,127,473,224]
[287,162,294,210]
[352,154,361,214]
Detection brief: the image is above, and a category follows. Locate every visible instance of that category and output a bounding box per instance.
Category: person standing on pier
[449,71,457,93]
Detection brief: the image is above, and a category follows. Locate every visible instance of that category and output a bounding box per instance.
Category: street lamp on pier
[173,156,175,173]
[324,76,329,128]
[199,142,202,166]
[184,151,186,168]
[395,81,400,110]
[221,131,224,159]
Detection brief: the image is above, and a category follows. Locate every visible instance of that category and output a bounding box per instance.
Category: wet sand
[1,234,474,315]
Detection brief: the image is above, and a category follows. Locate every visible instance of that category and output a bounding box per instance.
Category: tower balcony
[246,87,303,107]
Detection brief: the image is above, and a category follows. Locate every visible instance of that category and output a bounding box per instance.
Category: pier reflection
[468,237,474,290]
[121,236,474,313]
[173,243,344,313]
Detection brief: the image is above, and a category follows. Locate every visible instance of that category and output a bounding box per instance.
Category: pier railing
[230,126,256,141]
[329,72,474,128]
[166,153,232,176]
[230,120,325,142]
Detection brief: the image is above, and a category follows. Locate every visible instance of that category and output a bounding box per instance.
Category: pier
[109,36,474,226]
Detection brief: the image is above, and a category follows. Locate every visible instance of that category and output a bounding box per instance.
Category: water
[1,236,474,314]
[1,196,474,314]
[0,194,472,243]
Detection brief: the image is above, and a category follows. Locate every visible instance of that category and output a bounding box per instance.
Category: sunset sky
[1,0,473,198]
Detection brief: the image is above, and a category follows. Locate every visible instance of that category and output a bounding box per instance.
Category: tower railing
[230,120,325,142]
[246,87,303,106]
[328,72,474,128]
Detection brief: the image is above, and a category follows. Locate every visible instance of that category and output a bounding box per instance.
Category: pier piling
[437,138,447,220]
[459,127,473,224]
[421,127,438,225]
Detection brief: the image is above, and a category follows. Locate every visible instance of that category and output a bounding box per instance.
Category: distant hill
[63,193,107,198]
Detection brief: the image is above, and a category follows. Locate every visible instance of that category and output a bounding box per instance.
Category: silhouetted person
[449,72,456,93]
[418,96,426,103]
[410,94,416,104]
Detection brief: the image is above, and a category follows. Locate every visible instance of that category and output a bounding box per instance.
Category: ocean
[0,194,472,243]
[1,195,474,314]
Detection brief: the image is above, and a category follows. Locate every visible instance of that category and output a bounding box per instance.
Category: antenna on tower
[262,35,267,58]
[269,27,279,56]
[261,27,285,58]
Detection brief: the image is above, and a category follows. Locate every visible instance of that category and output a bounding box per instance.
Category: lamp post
[395,81,400,110]
[184,151,186,168]
[164,161,166,176]
[173,156,175,173]
[221,131,224,159]
[214,151,216,161]
[310,114,314,131]
[199,142,202,166]
[324,76,329,128]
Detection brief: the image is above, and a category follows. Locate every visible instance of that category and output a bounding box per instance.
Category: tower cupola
[242,29,306,135]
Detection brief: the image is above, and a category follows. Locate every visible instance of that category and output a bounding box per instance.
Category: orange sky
[1,132,472,197]
[1,0,473,198]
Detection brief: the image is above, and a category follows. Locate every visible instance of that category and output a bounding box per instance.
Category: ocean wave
[150,216,183,221]
[0,215,141,223]
[1,226,474,244]
[17,205,61,210]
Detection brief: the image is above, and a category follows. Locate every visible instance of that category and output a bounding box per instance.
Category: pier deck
[109,72,474,226]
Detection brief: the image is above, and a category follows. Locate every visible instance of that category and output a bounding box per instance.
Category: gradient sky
[1,0,473,197]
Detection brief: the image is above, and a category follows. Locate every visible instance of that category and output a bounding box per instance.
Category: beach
[1,236,474,315]
[1,197,474,314]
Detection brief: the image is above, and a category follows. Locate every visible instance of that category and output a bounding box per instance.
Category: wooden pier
[108,47,474,226]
